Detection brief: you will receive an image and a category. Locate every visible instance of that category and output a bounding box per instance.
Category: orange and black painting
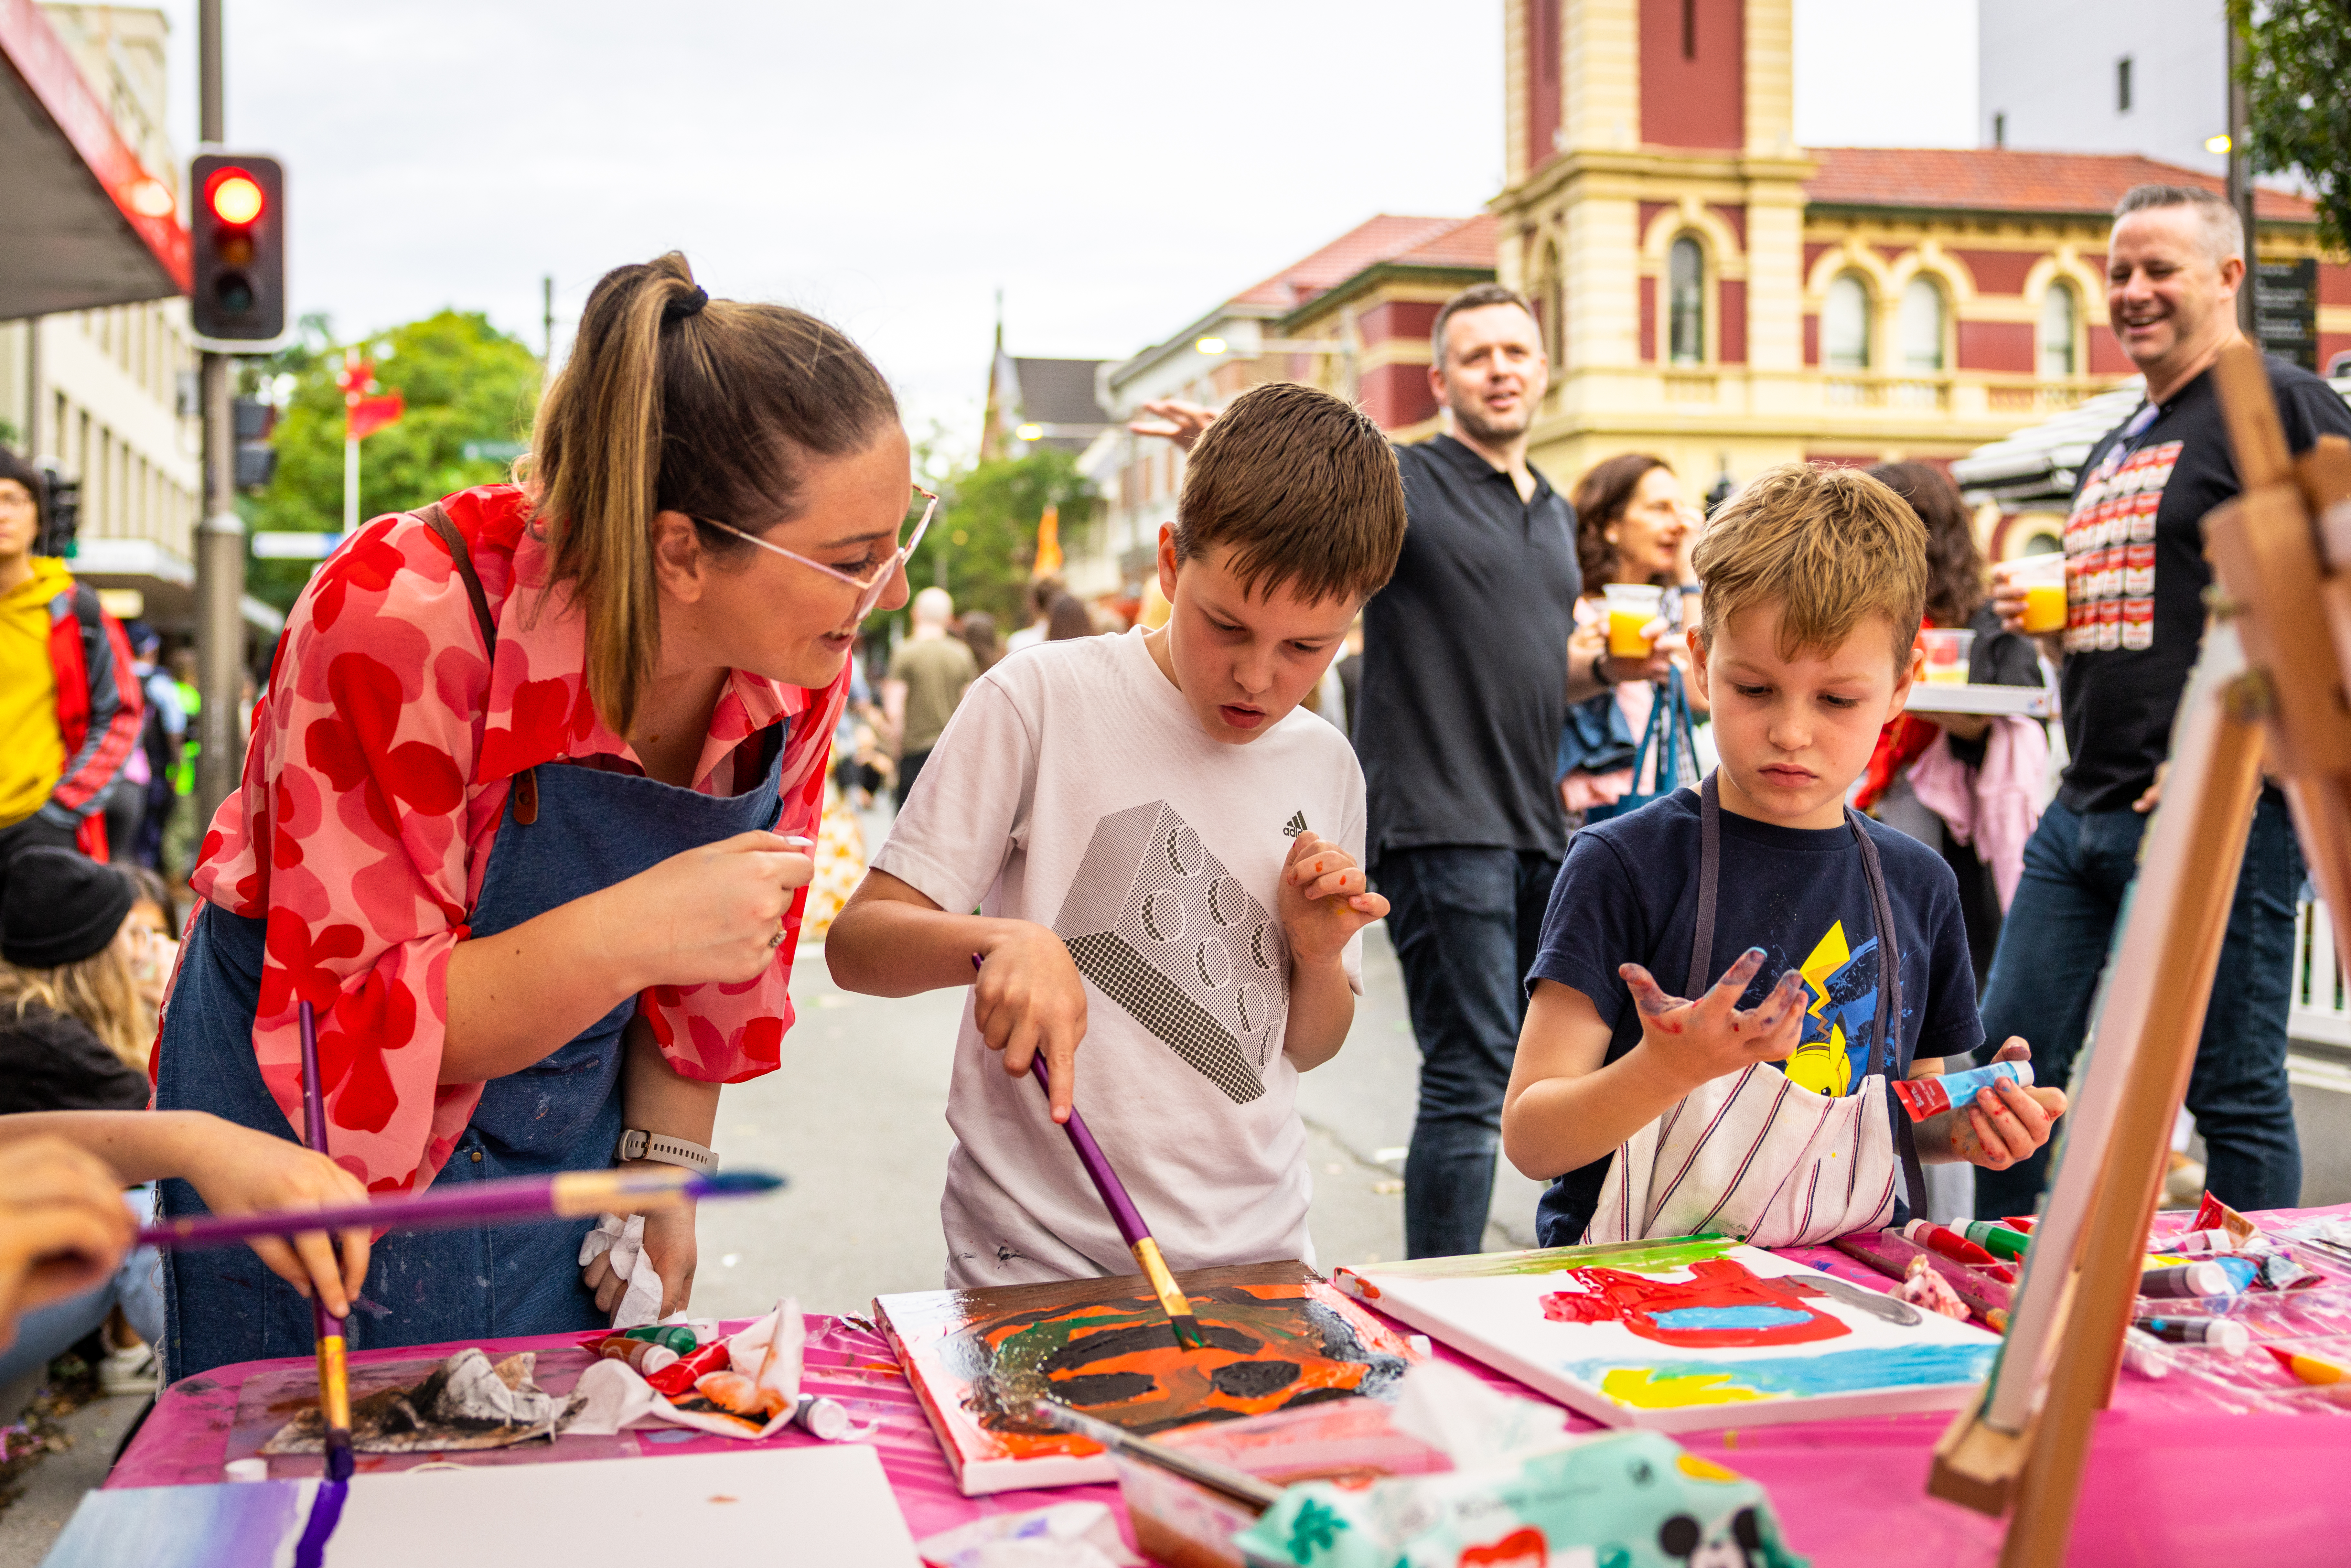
[876,1262,1420,1490]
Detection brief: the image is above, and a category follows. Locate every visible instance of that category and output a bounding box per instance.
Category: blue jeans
[0,1187,163,1391]
[1380,847,1560,1258]
[1974,793,2304,1218]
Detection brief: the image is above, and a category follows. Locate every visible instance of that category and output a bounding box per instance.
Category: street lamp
[1196,337,1226,355]
[1015,422,1043,442]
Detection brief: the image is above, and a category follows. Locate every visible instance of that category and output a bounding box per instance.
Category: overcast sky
[151,0,1978,460]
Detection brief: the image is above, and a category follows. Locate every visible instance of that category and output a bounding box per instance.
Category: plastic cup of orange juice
[1917,628,1976,684]
[2002,553,2068,634]
[1602,584,1666,660]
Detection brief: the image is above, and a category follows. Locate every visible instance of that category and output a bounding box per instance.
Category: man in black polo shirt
[1976,184,2351,1220]
[1132,283,1666,1257]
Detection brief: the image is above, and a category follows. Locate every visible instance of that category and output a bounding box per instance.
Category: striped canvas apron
[1584,774,1928,1249]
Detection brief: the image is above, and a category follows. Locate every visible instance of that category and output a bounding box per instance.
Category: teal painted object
[1231,1429,1806,1568]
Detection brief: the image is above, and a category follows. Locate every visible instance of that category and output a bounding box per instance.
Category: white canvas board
[1336,1238,1998,1434]
[43,1445,920,1568]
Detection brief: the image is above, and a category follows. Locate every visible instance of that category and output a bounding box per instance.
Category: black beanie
[1,848,136,969]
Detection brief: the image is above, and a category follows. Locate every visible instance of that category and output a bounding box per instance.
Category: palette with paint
[873,1261,1421,1494]
[1335,1234,1998,1434]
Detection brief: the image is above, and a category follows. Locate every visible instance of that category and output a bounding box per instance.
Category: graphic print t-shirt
[1524,787,1982,1246]
[2056,358,2351,813]
[871,628,1366,1287]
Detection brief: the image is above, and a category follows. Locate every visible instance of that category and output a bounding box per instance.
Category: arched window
[1823,273,1871,370]
[2039,281,2078,377]
[1899,275,1947,372]
[1668,236,1705,364]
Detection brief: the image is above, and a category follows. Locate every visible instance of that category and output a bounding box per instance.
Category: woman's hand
[597,830,814,991]
[182,1123,373,1317]
[973,924,1089,1123]
[1620,950,1812,1097]
[1942,1038,2067,1170]
[637,1201,697,1319]
[0,1138,135,1352]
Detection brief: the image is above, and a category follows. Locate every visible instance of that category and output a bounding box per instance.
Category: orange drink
[1601,583,1665,660]
[2001,553,2068,634]
[1918,628,1975,684]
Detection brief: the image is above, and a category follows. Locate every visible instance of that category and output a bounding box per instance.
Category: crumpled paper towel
[1389,1359,1575,1466]
[578,1211,662,1328]
[915,1503,1143,1568]
[556,1300,808,1442]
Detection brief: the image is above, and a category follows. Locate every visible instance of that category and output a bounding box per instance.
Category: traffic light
[38,466,80,558]
[190,153,285,342]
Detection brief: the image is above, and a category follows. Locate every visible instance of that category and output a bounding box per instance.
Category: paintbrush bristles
[1129,1237,1207,1350]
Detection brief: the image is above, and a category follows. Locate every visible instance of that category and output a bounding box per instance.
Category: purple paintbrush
[972,953,1205,1350]
[297,1001,354,1483]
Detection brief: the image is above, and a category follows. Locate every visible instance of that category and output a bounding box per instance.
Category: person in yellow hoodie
[0,449,142,897]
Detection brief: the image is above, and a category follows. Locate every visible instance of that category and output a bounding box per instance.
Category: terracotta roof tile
[1228,214,1480,308]
[1393,213,1500,268]
[1803,147,2315,221]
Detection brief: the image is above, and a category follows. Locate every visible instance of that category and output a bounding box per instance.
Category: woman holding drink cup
[1557,455,1707,819]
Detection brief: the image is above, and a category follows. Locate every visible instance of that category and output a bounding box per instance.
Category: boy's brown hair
[1690,462,1928,668]
[1173,381,1406,604]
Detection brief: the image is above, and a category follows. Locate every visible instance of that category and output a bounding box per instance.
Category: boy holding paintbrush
[828,383,1405,1288]
[1502,465,2068,1250]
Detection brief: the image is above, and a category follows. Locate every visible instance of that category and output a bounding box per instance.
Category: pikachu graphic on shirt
[1780,921,1882,1099]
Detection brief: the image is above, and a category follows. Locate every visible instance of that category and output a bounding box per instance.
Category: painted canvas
[874,1261,1422,1495]
[1334,1234,1998,1434]
[40,1446,919,1567]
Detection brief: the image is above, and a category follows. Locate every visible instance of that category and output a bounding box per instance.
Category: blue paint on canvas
[43,1478,324,1568]
[1563,1341,1998,1399]
[1645,1305,1816,1332]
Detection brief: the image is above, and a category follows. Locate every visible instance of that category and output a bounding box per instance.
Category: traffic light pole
[194,0,244,825]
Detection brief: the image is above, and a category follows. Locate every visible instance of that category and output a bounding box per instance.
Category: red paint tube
[646,1339,733,1398]
[1903,1219,2000,1267]
[1890,1060,2034,1122]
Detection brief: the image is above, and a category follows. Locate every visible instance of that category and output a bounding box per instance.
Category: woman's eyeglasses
[696,485,938,622]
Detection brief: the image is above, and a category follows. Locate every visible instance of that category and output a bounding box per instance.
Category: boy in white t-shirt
[827,383,1409,1287]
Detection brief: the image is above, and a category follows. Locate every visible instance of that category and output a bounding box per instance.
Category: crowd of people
[0,182,2339,1412]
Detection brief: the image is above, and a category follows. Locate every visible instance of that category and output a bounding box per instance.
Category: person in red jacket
[0,449,142,893]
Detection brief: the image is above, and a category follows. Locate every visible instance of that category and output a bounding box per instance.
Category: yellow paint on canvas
[1601,1367,1767,1409]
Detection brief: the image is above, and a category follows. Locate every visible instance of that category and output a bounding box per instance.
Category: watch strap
[616,1129,719,1174]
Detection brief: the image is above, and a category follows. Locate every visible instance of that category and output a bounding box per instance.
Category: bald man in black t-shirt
[1977,185,2351,1219]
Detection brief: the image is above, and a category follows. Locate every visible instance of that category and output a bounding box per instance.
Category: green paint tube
[1959,1220,2031,1261]
[623,1324,701,1354]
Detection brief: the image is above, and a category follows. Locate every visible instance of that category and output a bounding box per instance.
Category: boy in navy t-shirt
[1502,464,2068,1248]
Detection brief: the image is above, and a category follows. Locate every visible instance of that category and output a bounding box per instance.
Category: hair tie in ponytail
[662,286,709,325]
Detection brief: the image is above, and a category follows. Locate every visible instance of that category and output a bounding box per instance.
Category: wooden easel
[1927,339,2351,1567]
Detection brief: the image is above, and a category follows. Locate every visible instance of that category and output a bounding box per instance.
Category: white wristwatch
[615,1129,719,1174]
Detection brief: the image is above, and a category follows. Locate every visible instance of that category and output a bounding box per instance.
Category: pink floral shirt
[184,485,846,1195]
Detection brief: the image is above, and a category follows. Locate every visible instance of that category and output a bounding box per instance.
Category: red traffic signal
[190,153,285,342]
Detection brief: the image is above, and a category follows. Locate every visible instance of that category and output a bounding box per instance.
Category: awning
[68,536,285,637]
[0,0,190,320]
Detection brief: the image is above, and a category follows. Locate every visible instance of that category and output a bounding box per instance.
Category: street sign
[252,532,345,559]
[2255,258,2318,372]
[463,440,527,463]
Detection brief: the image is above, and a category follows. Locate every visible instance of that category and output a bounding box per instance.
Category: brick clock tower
[1498,0,1815,489]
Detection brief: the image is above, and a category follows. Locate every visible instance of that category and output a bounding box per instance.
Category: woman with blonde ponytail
[152,255,924,1378]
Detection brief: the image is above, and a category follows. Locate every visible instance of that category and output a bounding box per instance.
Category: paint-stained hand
[0,1138,133,1353]
[973,925,1089,1124]
[1277,832,1386,971]
[1619,949,1810,1096]
[1944,1038,2067,1170]
[597,830,815,990]
[184,1122,373,1317]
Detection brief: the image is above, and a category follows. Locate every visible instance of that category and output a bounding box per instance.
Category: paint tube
[1898,1255,1970,1320]
[1957,1220,2030,1261]
[792,1393,851,1440]
[2266,1344,2351,1386]
[2260,1252,2315,1291]
[2119,1327,2174,1380]
[645,1338,732,1399]
[621,1324,702,1355]
[2138,1261,2235,1299]
[1901,1220,2000,1267]
[2166,1228,2242,1254]
[1890,1059,2033,1122]
[591,1335,679,1375]
[2132,1316,2250,1355]
[2212,1255,2260,1293]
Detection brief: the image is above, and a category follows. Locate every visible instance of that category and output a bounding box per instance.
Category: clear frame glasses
[697,485,938,622]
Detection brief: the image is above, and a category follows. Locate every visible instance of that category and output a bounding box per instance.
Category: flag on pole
[347,391,404,442]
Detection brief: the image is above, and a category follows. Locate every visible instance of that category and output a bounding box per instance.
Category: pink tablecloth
[114,1209,2351,1567]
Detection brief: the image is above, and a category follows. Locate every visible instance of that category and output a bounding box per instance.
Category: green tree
[245,310,542,610]
[902,446,1097,632]
[2232,0,2351,257]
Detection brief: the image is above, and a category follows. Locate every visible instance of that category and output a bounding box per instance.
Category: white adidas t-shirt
[871,627,1366,1288]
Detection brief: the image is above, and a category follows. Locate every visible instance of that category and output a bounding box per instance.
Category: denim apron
[156,532,789,1382]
